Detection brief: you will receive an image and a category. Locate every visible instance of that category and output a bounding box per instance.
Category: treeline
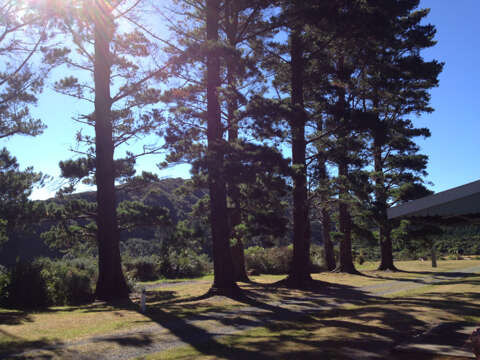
[1,0,444,301]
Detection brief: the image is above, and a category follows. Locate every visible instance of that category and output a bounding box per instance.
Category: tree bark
[206,0,239,296]
[334,160,357,274]
[378,229,397,271]
[315,122,335,271]
[322,208,336,271]
[285,14,312,287]
[225,2,249,283]
[374,139,397,271]
[93,1,129,301]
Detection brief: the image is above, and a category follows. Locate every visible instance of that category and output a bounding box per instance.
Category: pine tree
[0,0,51,140]
[0,1,51,248]
[159,0,282,291]
[284,0,312,286]
[205,0,238,294]
[355,1,443,271]
[40,0,167,300]
[0,148,44,246]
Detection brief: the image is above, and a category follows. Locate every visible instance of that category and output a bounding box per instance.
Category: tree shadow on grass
[392,292,480,320]
[128,279,434,359]
[0,310,33,325]
[0,329,72,360]
[6,273,476,359]
[359,267,480,287]
[142,295,429,359]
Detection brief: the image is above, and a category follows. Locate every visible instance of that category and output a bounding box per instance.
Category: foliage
[0,258,97,308]
[123,250,212,281]
[244,245,326,275]
[123,256,160,282]
[4,260,49,308]
[0,148,45,247]
[0,265,9,305]
[37,257,96,305]
[244,246,292,275]
[309,244,326,273]
[0,0,51,141]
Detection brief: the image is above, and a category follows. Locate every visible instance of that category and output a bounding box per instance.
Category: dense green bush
[245,246,292,274]
[0,265,10,306]
[123,250,212,281]
[123,255,161,281]
[6,260,49,308]
[37,258,96,305]
[163,250,212,278]
[245,245,326,275]
[1,258,97,308]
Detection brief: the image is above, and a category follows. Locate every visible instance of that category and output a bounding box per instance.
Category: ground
[1,259,480,359]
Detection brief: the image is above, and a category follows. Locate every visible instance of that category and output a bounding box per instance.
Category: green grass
[138,274,214,287]
[1,259,479,359]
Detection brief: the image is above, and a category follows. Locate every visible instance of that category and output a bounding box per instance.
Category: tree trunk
[378,229,397,271]
[373,138,397,271]
[225,3,249,283]
[285,15,312,287]
[231,237,249,282]
[334,160,357,274]
[322,208,336,271]
[206,0,239,296]
[431,244,437,268]
[315,123,335,271]
[93,1,129,301]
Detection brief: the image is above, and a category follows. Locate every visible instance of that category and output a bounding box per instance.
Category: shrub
[6,260,49,308]
[3,258,97,308]
[123,256,161,282]
[38,258,96,306]
[355,250,366,265]
[310,245,326,273]
[245,246,292,275]
[162,250,212,278]
[356,254,365,265]
[123,251,212,281]
[0,265,10,306]
[395,248,417,261]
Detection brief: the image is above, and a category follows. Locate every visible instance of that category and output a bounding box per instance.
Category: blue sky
[415,0,480,191]
[2,0,479,199]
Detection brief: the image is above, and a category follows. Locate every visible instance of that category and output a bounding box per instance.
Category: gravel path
[9,264,480,360]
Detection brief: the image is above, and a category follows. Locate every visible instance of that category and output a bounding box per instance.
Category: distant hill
[0,178,205,266]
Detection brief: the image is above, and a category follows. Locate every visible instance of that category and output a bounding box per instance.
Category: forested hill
[66,177,205,223]
[0,178,204,266]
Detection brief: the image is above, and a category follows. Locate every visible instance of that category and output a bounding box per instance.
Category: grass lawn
[1,259,479,359]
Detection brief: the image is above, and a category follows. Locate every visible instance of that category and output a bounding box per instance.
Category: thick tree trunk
[285,17,312,287]
[316,127,335,271]
[334,161,357,274]
[378,229,397,271]
[206,0,239,296]
[225,5,249,283]
[322,208,336,271]
[374,139,397,271]
[93,2,129,301]
[231,237,249,282]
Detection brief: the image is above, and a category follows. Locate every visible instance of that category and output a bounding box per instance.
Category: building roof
[387,179,480,223]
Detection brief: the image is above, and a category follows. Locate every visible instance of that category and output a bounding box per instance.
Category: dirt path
[9,264,480,360]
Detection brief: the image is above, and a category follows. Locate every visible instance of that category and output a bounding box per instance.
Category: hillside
[0,178,205,266]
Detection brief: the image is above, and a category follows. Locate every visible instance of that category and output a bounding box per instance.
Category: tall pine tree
[41,0,167,300]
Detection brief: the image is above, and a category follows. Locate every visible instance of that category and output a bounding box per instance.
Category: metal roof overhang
[387,179,480,224]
